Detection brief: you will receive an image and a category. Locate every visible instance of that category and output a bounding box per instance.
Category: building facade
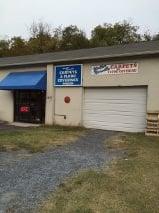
[0,41,159,133]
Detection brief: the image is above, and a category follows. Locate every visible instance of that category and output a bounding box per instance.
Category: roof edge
[0,49,159,68]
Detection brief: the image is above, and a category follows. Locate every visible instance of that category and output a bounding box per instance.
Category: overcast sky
[1,0,159,39]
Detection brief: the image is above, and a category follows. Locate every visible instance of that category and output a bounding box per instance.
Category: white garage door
[83,87,147,132]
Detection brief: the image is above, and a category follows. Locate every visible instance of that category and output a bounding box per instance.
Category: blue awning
[0,71,46,90]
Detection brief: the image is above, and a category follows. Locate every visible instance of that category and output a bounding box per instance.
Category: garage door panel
[84,123,144,132]
[84,105,146,112]
[84,120,145,128]
[83,87,147,132]
[84,120,145,132]
[84,115,145,125]
[85,92,147,98]
[85,88,146,98]
[86,97,144,104]
[84,104,146,113]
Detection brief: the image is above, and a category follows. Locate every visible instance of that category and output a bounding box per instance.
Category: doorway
[14,90,46,124]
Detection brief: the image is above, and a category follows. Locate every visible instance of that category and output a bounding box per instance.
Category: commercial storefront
[14,90,46,123]
[0,71,46,124]
[0,41,159,134]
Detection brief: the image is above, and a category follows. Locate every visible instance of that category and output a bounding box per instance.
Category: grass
[0,126,85,153]
[40,133,159,213]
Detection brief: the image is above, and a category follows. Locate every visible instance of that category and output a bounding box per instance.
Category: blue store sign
[55,65,82,86]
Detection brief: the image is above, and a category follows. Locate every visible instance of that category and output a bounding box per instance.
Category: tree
[91,21,141,47]
[0,39,10,57]
[9,37,29,56]
[153,33,159,41]
[0,20,158,58]
[59,25,90,50]
[27,21,58,54]
[143,32,152,41]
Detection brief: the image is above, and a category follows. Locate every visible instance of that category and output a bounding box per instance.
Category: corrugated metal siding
[83,87,147,132]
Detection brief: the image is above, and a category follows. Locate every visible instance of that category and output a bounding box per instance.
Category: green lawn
[0,126,85,153]
[40,133,159,213]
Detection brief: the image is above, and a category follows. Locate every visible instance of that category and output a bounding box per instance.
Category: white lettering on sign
[91,63,138,75]
[55,65,82,86]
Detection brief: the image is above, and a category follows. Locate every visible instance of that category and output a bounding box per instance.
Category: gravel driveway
[0,129,120,213]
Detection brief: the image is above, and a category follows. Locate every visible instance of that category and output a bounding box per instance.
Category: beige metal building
[0,41,159,133]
